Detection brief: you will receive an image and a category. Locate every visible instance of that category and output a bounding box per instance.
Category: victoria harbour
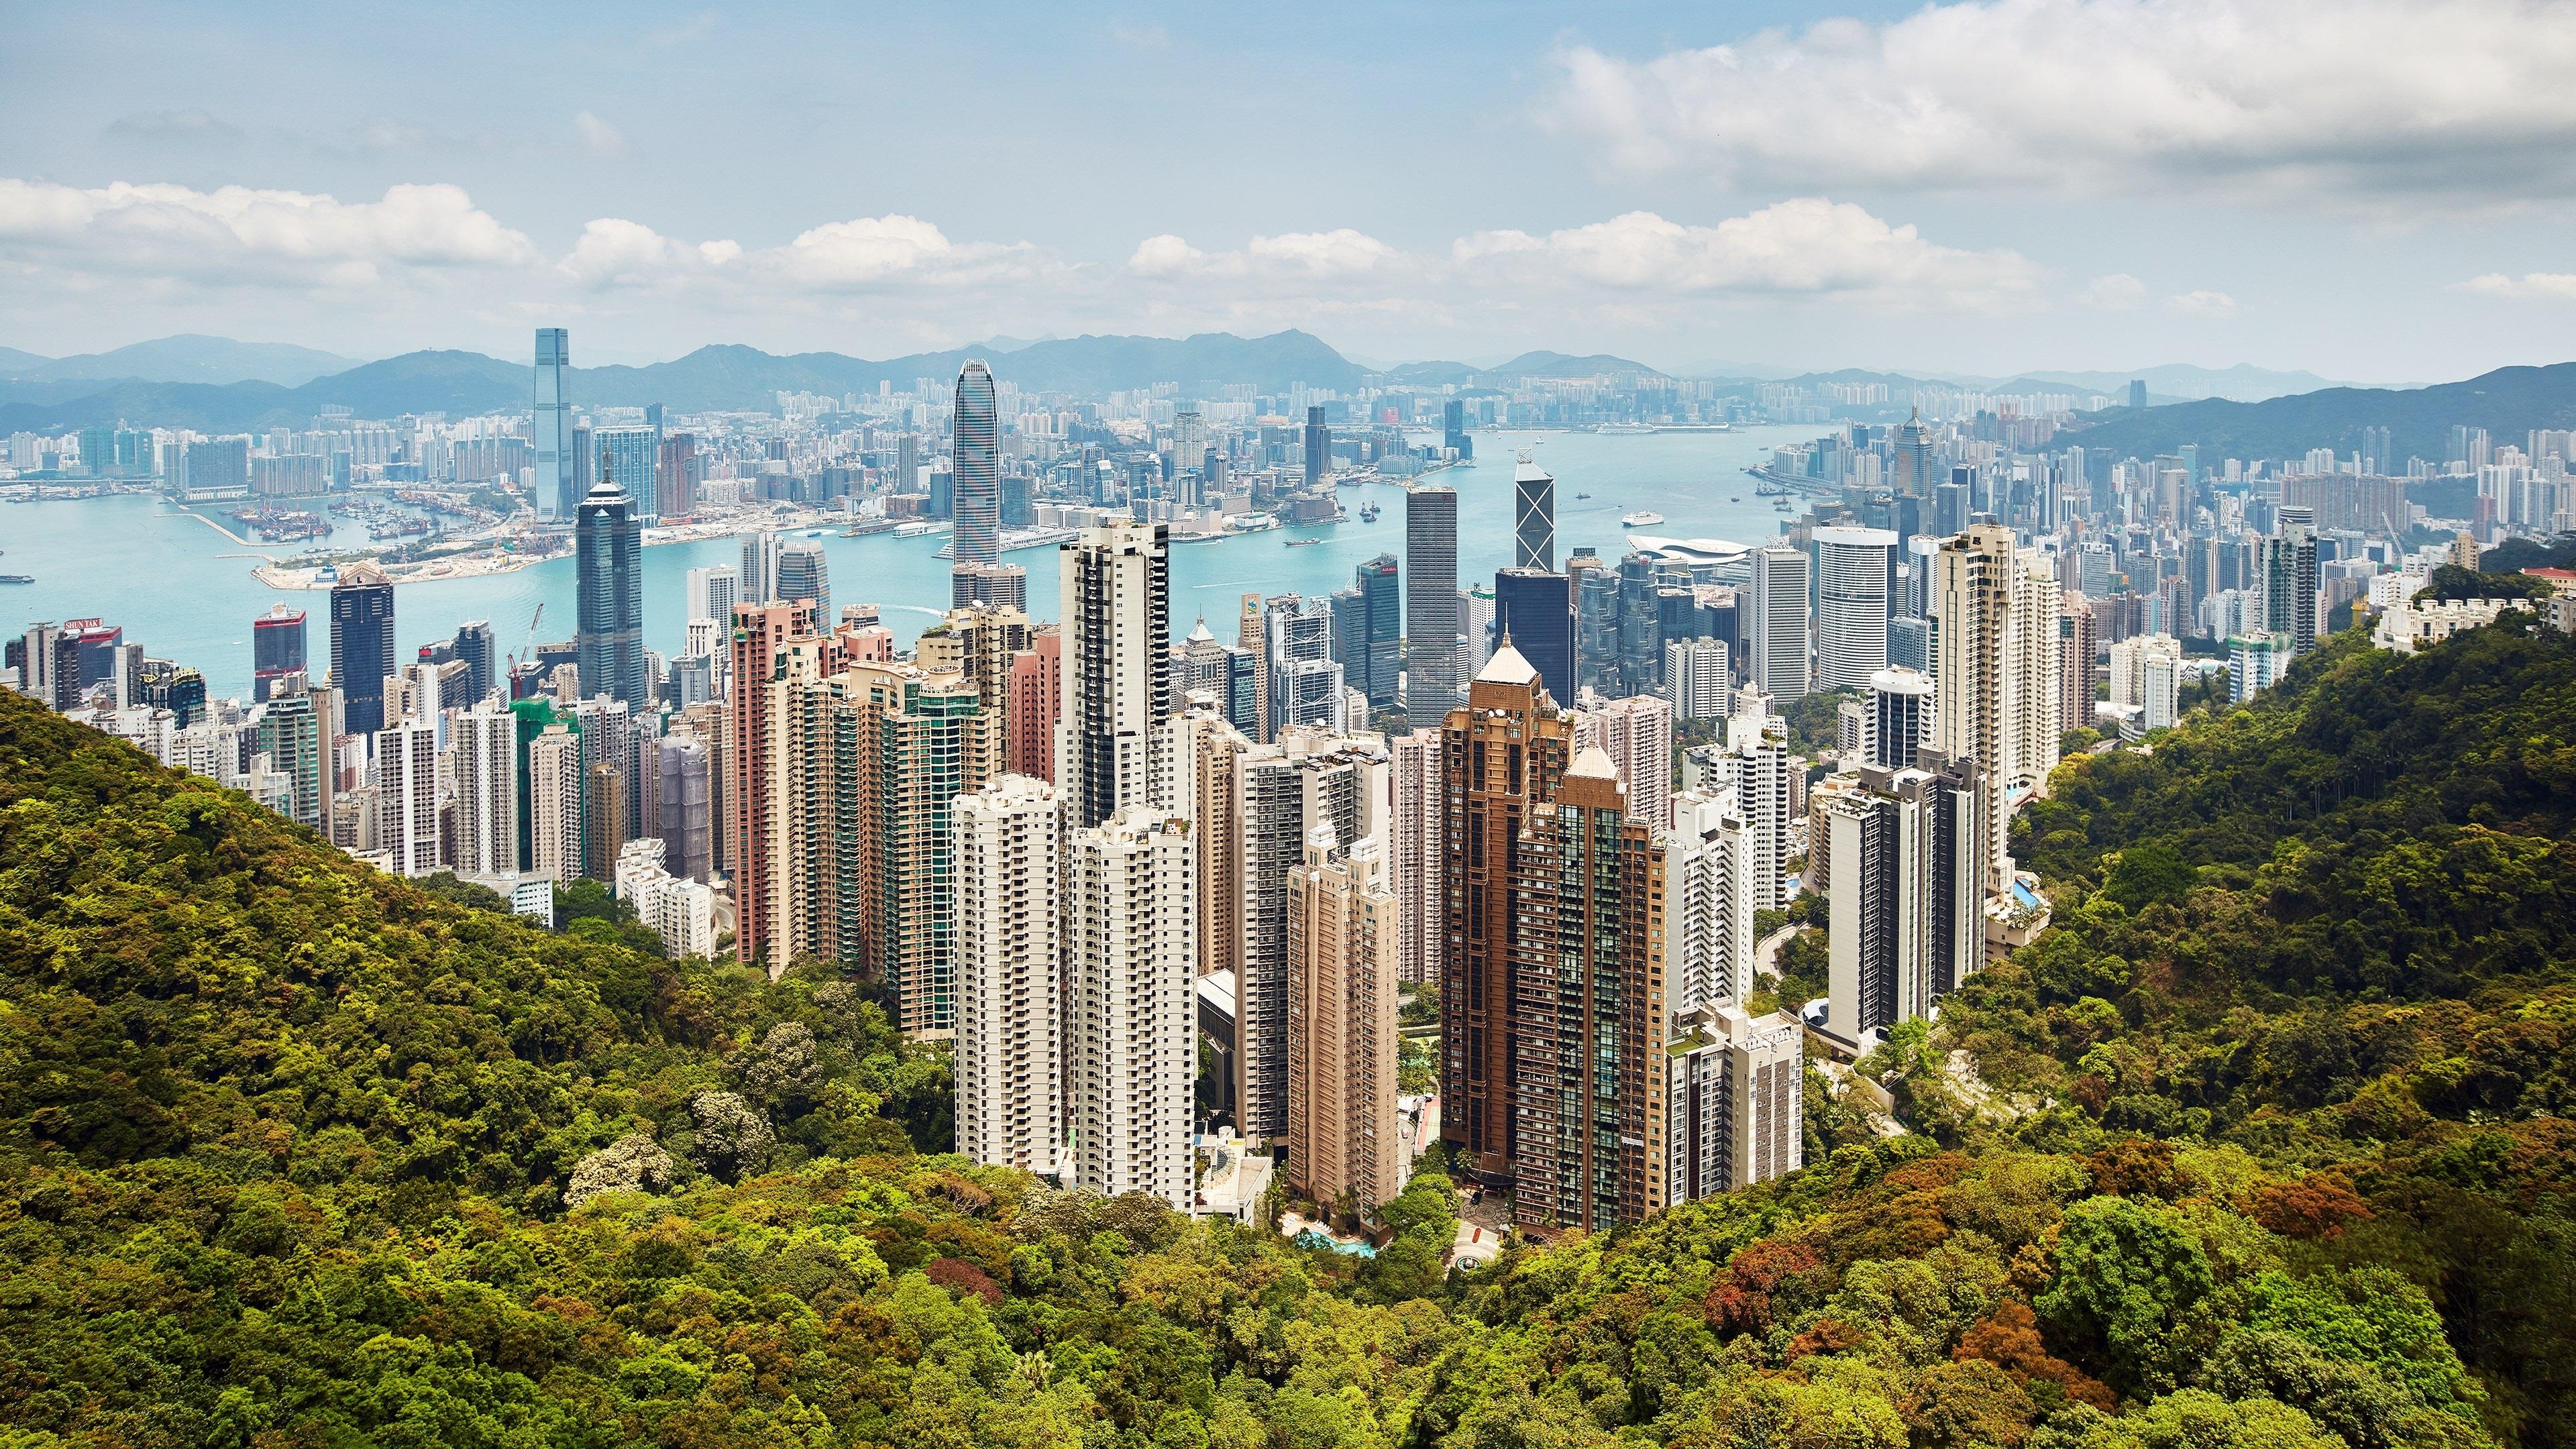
[5,425,1811,700]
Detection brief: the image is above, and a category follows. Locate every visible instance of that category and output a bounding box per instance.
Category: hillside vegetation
[2,619,2573,1447]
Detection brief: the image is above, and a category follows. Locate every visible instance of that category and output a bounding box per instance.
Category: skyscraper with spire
[576,464,646,708]
[952,360,1001,607]
[1513,452,1556,570]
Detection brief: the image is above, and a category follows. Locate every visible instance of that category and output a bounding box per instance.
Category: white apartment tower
[1714,686,1797,912]
[953,775,1066,1178]
[451,701,519,878]
[1664,788,1758,1015]
[1388,728,1443,989]
[1059,521,1171,830]
[1067,806,1195,1211]
[528,724,584,885]
[1667,1005,1804,1203]
[1573,691,1674,832]
[1812,527,1896,693]
[1665,637,1730,721]
[375,720,442,877]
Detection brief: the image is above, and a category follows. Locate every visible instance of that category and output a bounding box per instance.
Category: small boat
[1730,496,1742,503]
[1358,502,1381,522]
[1284,538,1324,548]
[0,574,30,584]
[1575,492,1593,500]
[1620,511,1664,527]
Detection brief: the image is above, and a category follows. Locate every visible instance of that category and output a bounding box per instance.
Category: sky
[3,0,2574,382]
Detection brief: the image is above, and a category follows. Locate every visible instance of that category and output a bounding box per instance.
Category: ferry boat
[1358,502,1381,522]
[1595,422,1656,435]
[0,574,31,584]
[1284,537,1324,548]
[1620,511,1665,527]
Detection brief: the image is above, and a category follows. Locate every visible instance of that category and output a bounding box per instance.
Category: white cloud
[2080,273,2147,311]
[2463,271,2576,301]
[1452,201,2036,307]
[575,111,627,157]
[559,218,740,284]
[1127,228,1401,281]
[1546,0,2576,197]
[0,178,537,287]
[778,215,1047,289]
[2165,290,2240,318]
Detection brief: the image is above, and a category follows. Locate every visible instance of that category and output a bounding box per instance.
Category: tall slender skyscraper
[1821,757,1987,1053]
[952,360,1001,604]
[1389,728,1443,989]
[1748,545,1812,699]
[453,701,519,878]
[1348,553,1401,709]
[328,562,396,739]
[1813,527,1895,692]
[533,328,573,521]
[1058,521,1171,829]
[1513,452,1556,570]
[1441,643,1574,1183]
[775,541,830,623]
[1404,485,1458,710]
[576,475,646,708]
[1303,405,1328,490]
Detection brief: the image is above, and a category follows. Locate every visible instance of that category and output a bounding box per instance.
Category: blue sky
[5,0,2573,381]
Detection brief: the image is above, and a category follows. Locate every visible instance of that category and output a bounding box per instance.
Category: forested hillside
[2,619,2573,1447]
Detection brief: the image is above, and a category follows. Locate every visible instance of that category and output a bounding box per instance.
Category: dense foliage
[2412,564,2553,604]
[3,616,2574,1447]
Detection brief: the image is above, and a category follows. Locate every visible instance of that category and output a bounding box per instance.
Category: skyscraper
[1890,407,1935,496]
[1666,637,1730,720]
[1748,545,1811,698]
[575,477,646,708]
[1664,789,1758,1016]
[1507,747,1665,1231]
[775,540,830,623]
[730,600,821,969]
[953,774,1065,1177]
[1813,527,1896,692]
[1005,628,1061,782]
[1933,525,2013,885]
[2059,590,2098,738]
[592,425,660,523]
[1442,398,1468,458]
[377,719,442,877]
[1405,486,1458,710]
[1303,405,1328,489]
[1513,452,1556,570]
[1286,823,1402,1213]
[528,724,584,885]
[1868,666,1934,770]
[1572,692,1674,831]
[1068,806,1195,1212]
[2265,511,2320,657]
[1666,1005,1803,1203]
[533,328,574,521]
[741,532,782,604]
[1441,643,1574,1183]
[252,604,307,704]
[1058,521,1170,829]
[1350,553,1401,709]
[952,360,1001,604]
[1493,567,1575,708]
[328,562,396,739]
[655,735,713,882]
[686,565,739,627]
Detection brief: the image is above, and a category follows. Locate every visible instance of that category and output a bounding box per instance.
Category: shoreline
[244,508,856,590]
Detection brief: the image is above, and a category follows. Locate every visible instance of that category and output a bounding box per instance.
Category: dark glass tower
[329,562,396,737]
[952,362,1000,604]
[1356,553,1401,708]
[1493,567,1574,708]
[576,475,646,707]
[1303,405,1328,490]
[252,604,307,703]
[1404,485,1458,708]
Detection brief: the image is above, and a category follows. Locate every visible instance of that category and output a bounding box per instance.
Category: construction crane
[507,601,545,677]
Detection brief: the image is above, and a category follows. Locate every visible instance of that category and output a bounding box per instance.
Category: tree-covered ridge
[0,636,2568,1447]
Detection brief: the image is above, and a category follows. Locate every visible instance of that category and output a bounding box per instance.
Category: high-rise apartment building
[1933,525,2058,885]
[1440,643,1574,1182]
[1513,452,1555,570]
[1059,521,1170,829]
[953,775,1064,1177]
[592,425,660,523]
[1067,807,1195,1212]
[2264,513,2321,657]
[528,724,584,885]
[655,735,714,882]
[252,604,306,704]
[1170,708,1250,983]
[1664,788,1758,1014]
[1237,592,1271,744]
[584,759,629,884]
[839,660,998,1036]
[376,720,442,877]
[453,701,518,878]
[1748,545,1811,699]
[1005,628,1061,782]
[1234,728,1385,1144]
[1666,1006,1803,1203]
[1286,823,1402,1213]
[1572,691,1674,831]
[1389,728,1443,989]
[533,328,574,521]
[686,566,738,629]
[2059,590,2098,739]
[1820,755,1987,1053]
[741,532,782,605]
[329,562,396,740]
[1868,666,1933,771]
[729,600,821,969]
[1405,485,1458,710]
[254,678,333,831]
[2109,633,2184,732]
[952,360,1001,602]
[1265,596,1346,737]
[1813,527,1895,692]
[1709,690,1797,912]
[1666,637,1730,720]
[576,477,646,708]
[1507,747,1665,1232]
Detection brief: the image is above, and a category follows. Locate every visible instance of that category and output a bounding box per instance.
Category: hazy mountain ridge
[2068,362,2576,462]
[0,334,362,387]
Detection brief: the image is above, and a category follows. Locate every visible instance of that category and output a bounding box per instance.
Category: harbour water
[2,426,1814,700]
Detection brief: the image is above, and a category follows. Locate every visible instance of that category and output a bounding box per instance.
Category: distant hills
[2066,362,2576,462]
[0,334,362,388]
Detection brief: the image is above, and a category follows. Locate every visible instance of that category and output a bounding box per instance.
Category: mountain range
[0,334,361,388]
[2065,362,2576,462]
